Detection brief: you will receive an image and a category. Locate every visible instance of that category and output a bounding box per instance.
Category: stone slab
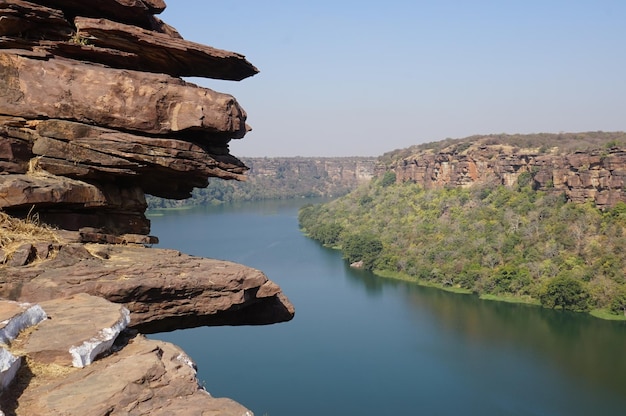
[21,293,129,367]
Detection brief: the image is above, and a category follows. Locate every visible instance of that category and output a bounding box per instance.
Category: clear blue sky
[161,1,626,157]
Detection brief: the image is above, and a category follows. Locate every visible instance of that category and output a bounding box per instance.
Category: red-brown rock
[0,243,295,333]
[8,335,253,416]
[26,0,166,29]
[0,52,250,138]
[388,140,626,209]
[0,0,71,39]
[69,17,259,80]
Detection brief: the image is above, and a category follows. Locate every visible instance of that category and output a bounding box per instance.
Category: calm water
[149,199,626,416]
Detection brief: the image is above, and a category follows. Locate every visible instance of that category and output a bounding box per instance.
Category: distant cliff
[379,132,626,209]
[148,156,377,208]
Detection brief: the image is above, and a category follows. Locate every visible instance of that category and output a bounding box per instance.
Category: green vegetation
[298,175,626,318]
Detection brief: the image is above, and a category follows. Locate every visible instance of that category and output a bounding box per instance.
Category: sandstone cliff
[0,0,257,237]
[0,1,293,415]
[381,132,626,209]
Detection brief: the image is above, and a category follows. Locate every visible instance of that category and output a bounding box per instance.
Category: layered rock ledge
[1,1,291,415]
[0,241,295,333]
[0,0,257,237]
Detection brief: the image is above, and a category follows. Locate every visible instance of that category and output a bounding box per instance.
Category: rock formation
[0,242,295,333]
[385,135,626,209]
[0,1,293,414]
[0,295,252,415]
[0,0,257,237]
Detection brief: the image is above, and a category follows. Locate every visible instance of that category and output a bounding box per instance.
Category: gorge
[1,1,626,415]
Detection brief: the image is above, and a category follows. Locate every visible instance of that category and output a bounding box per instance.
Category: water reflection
[345,266,626,397]
[150,198,626,415]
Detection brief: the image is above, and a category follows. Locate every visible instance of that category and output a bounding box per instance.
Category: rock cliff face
[0,0,256,237]
[0,1,292,414]
[246,157,375,191]
[385,136,626,209]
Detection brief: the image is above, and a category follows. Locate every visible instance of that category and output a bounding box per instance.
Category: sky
[160,1,626,157]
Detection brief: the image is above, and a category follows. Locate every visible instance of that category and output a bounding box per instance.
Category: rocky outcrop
[0,295,253,415]
[0,0,256,237]
[0,242,295,333]
[386,138,626,209]
[1,1,292,415]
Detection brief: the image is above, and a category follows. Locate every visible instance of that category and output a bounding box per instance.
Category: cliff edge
[382,132,626,209]
[0,1,293,414]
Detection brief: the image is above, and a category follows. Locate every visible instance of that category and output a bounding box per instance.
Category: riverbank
[151,198,626,415]
[373,268,626,321]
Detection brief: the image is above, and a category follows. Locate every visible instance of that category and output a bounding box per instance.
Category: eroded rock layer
[0,242,295,333]
[385,136,626,209]
[0,0,257,236]
[0,2,290,415]
[0,296,254,415]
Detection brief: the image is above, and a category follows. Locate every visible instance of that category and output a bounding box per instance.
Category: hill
[299,132,626,318]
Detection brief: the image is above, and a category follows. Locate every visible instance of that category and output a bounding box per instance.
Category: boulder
[19,294,130,368]
[0,295,252,416]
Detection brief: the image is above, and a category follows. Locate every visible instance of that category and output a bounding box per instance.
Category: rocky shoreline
[0,1,292,414]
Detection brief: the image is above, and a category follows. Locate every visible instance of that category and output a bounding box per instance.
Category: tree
[380,171,397,187]
[539,274,590,311]
[610,287,626,316]
[314,223,343,246]
[341,233,383,270]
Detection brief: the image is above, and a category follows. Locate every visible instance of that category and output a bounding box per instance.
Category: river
[149,199,626,416]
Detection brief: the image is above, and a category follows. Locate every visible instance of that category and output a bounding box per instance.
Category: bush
[539,274,590,311]
[380,171,397,187]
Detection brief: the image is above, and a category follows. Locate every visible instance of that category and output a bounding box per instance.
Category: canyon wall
[148,157,377,208]
[383,136,626,209]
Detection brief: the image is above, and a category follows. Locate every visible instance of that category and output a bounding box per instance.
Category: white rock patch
[0,348,20,390]
[0,303,47,344]
[69,307,130,368]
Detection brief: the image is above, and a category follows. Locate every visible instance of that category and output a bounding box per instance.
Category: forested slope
[300,154,626,319]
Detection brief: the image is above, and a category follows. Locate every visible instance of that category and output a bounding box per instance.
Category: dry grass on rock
[0,211,61,260]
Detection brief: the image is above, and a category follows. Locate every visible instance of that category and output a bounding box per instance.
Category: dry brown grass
[0,327,77,414]
[0,211,61,260]
[26,156,54,178]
